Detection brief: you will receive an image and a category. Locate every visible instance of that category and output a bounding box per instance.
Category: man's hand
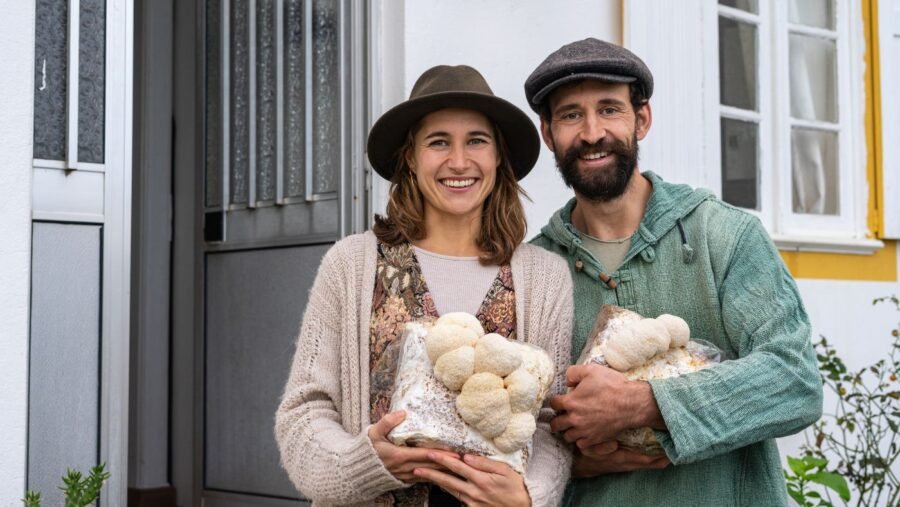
[572,445,670,478]
[549,364,665,448]
[368,411,460,482]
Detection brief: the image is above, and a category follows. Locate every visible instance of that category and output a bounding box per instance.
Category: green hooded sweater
[531,172,823,507]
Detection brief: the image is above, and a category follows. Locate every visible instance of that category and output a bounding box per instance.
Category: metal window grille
[205,0,351,212]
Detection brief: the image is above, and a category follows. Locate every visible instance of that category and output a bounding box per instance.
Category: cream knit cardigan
[275,231,573,507]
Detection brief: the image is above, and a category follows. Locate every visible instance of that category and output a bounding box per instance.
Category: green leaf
[22,491,41,507]
[804,457,828,471]
[808,471,851,502]
[787,486,806,505]
[788,456,811,476]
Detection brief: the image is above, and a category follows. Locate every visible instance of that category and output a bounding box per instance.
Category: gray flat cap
[524,38,653,112]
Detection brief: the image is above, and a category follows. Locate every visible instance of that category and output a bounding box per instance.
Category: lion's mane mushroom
[602,319,672,372]
[504,368,540,414]
[438,312,485,336]
[493,412,537,453]
[656,314,690,348]
[433,346,475,391]
[424,312,484,364]
[634,318,672,355]
[474,333,523,377]
[455,372,512,439]
[417,313,555,453]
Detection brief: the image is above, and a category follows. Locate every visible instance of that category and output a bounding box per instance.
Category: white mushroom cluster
[601,313,691,371]
[424,312,553,453]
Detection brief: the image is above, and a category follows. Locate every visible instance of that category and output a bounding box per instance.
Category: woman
[275,65,572,507]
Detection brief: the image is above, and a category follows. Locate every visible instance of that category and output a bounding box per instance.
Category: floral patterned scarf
[369,241,516,506]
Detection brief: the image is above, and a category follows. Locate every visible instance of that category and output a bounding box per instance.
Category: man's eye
[601,107,619,115]
[559,112,581,121]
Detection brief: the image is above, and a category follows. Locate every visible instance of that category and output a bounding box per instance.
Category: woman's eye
[469,137,489,145]
[428,139,448,147]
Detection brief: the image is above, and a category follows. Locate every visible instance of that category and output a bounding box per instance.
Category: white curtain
[788,0,834,215]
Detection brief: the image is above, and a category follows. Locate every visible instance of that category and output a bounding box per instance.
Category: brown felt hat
[367,65,540,181]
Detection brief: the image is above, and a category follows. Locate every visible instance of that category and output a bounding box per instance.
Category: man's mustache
[563,138,631,163]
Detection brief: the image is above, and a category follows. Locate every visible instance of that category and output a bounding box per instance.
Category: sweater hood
[539,171,715,259]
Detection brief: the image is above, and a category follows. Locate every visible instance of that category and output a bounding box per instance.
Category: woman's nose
[446,143,469,169]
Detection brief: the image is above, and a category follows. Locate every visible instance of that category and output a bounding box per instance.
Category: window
[204,0,366,243]
[715,0,872,248]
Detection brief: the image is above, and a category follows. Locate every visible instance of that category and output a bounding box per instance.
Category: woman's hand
[414,452,531,506]
[368,411,460,482]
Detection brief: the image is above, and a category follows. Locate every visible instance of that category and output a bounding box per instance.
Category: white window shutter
[623,0,716,192]
[879,0,900,238]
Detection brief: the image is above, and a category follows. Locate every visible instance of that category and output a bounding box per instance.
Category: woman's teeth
[442,178,476,188]
[581,151,609,160]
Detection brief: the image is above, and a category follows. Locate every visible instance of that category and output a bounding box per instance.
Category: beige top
[413,246,499,316]
[578,230,633,273]
[275,231,574,507]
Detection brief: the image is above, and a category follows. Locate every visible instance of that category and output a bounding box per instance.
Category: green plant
[785,454,851,506]
[21,491,40,507]
[22,463,110,507]
[786,295,900,506]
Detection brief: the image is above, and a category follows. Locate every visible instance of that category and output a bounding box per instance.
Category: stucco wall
[0,0,34,504]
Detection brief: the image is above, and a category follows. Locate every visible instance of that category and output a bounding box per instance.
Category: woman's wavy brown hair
[372,119,529,266]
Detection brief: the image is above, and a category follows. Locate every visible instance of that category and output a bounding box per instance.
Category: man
[524,38,823,506]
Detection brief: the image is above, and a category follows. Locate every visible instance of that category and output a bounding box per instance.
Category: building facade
[0,0,897,505]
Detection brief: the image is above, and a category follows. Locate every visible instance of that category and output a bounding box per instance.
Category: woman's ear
[404,148,416,173]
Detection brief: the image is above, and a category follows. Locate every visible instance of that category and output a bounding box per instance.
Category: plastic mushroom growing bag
[576,305,723,455]
[387,313,555,474]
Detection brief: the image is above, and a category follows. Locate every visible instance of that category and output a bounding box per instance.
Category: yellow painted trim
[863,0,884,237]
[781,241,898,281]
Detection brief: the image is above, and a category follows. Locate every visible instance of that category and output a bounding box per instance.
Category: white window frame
[713,2,775,229]
[773,0,864,239]
[706,0,880,253]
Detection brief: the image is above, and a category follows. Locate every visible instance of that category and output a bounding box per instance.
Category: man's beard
[554,133,639,202]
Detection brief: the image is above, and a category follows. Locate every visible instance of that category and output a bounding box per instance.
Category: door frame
[170,1,377,505]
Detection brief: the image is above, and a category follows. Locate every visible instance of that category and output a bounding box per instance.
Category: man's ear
[635,102,652,141]
[540,117,556,152]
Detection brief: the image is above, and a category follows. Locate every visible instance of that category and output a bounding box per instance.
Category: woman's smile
[440,177,479,189]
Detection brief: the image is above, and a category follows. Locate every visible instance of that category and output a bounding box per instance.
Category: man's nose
[580,113,606,145]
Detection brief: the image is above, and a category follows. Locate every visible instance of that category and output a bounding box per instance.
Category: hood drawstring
[677,219,695,264]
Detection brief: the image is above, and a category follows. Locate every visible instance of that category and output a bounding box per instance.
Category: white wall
[778,275,900,502]
[377,0,623,237]
[0,0,34,504]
